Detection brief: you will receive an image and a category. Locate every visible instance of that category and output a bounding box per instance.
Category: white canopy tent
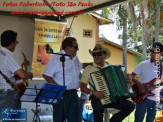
[0,0,127,21]
[0,0,128,75]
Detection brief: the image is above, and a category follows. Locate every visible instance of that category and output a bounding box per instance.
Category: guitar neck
[0,71,21,93]
[21,52,30,86]
[147,81,163,91]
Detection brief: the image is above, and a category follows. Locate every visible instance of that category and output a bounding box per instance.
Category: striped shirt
[0,47,21,90]
[80,62,110,90]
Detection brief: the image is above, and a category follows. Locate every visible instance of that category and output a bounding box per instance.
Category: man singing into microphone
[42,37,82,122]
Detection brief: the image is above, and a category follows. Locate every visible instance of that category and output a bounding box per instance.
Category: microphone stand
[47,50,68,122]
[60,55,66,122]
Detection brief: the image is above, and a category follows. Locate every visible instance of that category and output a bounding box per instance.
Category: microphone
[45,44,70,57]
[46,44,53,53]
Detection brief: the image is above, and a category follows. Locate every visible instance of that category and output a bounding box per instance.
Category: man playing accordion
[80,44,135,122]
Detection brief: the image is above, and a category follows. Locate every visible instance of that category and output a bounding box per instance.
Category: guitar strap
[0,71,21,93]
[0,50,21,93]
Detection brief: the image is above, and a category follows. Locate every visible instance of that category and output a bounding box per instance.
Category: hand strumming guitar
[27,72,33,80]
[131,72,145,94]
[136,82,145,94]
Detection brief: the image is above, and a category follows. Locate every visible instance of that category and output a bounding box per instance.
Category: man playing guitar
[0,30,33,120]
[131,42,163,122]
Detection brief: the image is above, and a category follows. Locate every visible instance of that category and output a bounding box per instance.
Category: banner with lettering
[32,19,66,78]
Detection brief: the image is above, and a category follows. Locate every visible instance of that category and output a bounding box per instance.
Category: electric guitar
[131,78,163,104]
[15,52,31,92]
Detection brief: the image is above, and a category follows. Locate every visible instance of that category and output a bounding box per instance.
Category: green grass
[107,105,162,122]
[122,110,135,122]
[85,102,162,122]
[122,108,161,122]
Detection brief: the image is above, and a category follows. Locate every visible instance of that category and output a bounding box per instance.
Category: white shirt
[43,50,82,90]
[133,59,163,101]
[0,47,21,90]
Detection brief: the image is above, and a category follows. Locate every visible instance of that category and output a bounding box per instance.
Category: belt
[0,89,14,92]
[65,89,76,93]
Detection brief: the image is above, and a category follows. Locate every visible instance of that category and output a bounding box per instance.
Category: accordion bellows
[90,65,134,106]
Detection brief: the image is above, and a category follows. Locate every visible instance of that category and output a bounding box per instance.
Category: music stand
[20,83,66,122]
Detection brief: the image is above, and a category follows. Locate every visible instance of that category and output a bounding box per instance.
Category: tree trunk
[141,0,148,59]
[122,18,127,75]
[142,24,147,59]
[155,2,160,42]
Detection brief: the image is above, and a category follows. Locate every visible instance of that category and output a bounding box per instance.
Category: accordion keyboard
[91,72,111,105]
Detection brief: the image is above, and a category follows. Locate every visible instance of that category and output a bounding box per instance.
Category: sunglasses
[150,49,160,53]
[72,45,78,49]
[92,52,104,57]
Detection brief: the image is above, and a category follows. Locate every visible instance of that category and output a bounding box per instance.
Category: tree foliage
[99,0,163,58]
[117,0,163,55]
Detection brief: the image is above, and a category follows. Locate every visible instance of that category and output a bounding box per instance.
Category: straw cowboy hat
[89,44,111,59]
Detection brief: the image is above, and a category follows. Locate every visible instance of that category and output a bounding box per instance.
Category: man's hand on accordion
[93,90,105,99]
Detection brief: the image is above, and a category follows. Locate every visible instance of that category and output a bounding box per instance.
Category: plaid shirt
[0,47,21,90]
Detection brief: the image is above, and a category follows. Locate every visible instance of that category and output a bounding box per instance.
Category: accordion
[90,65,134,106]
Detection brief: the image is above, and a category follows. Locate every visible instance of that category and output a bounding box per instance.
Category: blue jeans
[53,90,78,122]
[135,98,156,122]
